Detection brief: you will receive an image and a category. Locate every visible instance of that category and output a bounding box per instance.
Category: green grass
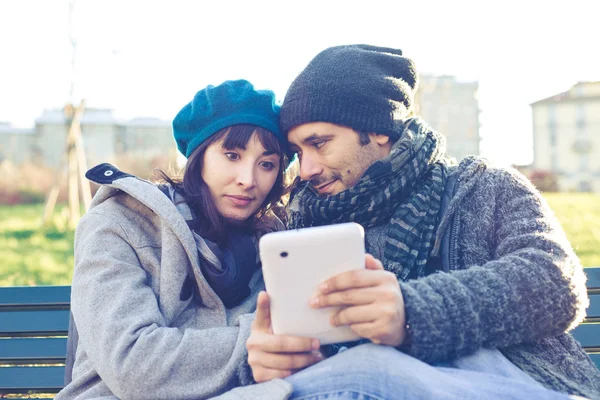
[0,204,75,286]
[1,194,599,286]
[544,193,600,267]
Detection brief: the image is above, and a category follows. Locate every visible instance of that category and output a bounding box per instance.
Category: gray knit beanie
[280,44,419,140]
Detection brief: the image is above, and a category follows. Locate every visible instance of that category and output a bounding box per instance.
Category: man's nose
[299,154,322,182]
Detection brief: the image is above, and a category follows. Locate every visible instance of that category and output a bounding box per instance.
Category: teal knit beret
[173,80,284,158]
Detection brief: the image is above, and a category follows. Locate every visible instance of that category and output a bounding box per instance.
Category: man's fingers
[365,254,384,270]
[310,287,378,308]
[349,318,405,347]
[348,320,379,340]
[247,332,319,354]
[330,304,380,327]
[248,350,323,371]
[253,291,272,332]
[319,269,395,294]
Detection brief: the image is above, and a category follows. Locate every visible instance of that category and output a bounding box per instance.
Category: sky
[0,0,599,166]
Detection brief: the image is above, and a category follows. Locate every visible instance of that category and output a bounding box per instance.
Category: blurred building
[414,75,480,161]
[531,81,600,192]
[0,123,34,165]
[118,118,174,160]
[34,108,120,169]
[1,108,176,171]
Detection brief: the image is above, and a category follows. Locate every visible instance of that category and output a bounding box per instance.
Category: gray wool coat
[54,164,292,400]
[366,156,600,399]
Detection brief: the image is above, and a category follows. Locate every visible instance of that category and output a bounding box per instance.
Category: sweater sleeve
[399,168,588,364]
[71,210,254,400]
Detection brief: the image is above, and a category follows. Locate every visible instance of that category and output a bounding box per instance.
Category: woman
[56,80,291,399]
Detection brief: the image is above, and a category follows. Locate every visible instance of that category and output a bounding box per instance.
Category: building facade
[118,118,176,160]
[34,108,120,169]
[0,123,34,165]
[414,75,480,161]
[531,81,600,192]
[0,108,176,172]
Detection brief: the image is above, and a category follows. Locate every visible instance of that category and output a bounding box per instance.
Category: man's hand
[310,254,407,347]
[246,291,323,383]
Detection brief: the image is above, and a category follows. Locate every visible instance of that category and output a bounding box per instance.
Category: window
[548,104,557,147]
[579,181,591,192]
[576,103,586,131]
[580,153,589,173]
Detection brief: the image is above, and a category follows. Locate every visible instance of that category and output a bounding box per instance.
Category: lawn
[1,194,599,286]
[544,193,600,268]
[0,204,75,286]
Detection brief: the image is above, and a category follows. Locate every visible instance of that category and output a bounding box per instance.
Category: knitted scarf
[287,117,450,281]
[163,185,259,308]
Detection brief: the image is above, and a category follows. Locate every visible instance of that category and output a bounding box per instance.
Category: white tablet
[259,222,365,345]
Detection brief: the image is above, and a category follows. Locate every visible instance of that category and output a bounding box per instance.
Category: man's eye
[225,152,240,161]
[314,141,325,149]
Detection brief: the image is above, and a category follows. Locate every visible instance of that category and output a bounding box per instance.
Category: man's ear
[370,133,390,146]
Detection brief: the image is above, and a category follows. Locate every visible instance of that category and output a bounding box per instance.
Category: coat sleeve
[399,168,588,364]
[71,210,254,400]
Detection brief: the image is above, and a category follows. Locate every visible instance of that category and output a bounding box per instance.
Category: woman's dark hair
[158,124,289,243]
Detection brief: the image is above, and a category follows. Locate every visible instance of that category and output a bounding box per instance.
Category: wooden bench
[1,268,599,398]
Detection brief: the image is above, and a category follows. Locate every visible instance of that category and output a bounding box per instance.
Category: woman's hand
[310,254,407,347]
[246,292,323,383]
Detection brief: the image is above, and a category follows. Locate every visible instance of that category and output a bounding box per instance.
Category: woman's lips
[225,195,254,207]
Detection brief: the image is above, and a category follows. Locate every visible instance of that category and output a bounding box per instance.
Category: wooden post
[42,100,87,226]
[75,122,92,210]
[67,130,80,228]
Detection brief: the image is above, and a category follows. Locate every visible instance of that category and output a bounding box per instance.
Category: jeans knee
[340,343,408,362]
[326,343,429,379]
[287,344,436,399]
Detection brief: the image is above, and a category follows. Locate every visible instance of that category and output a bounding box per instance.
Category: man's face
[288,122,392,196]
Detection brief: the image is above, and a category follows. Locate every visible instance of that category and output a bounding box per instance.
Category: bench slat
[0,366,64,394]
[572,323,600,349]
[588,293,600,320]
[590,354,600,370]
[586,267,600,290]
[0,310,70,337]
[0,286,70,307]
[0,338,67,364]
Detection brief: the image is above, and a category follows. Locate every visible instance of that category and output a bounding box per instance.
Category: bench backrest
[1,268,599,397]
[572,267,600,367]
[0,286,69,397]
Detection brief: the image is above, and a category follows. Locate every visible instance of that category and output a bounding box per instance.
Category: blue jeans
[285,343,576,400]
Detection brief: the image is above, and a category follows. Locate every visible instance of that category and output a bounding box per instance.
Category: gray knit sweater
[366,156,600,399]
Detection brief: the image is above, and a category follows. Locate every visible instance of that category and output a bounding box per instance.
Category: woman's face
[201,132,281,221]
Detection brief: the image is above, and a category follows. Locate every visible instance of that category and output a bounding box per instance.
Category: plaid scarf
[287,117,450,281]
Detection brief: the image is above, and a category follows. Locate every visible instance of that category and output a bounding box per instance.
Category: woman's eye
[260,161,276,171]
[225,152,240,161]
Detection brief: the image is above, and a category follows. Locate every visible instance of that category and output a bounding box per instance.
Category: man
[245,45,600,399]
